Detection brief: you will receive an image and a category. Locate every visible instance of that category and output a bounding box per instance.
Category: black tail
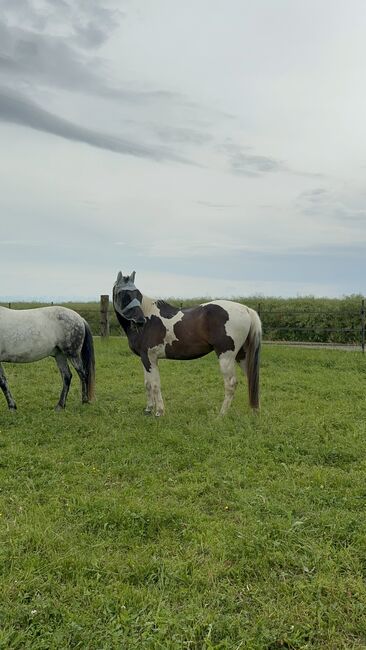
[81,320,95,402]
[246,310,261,410]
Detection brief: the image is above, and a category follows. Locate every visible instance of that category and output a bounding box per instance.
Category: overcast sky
[1,0,366,300]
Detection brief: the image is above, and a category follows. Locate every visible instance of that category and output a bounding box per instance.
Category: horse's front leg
[142,355,164,417]
[151,364,164,416]
[143,366,154,415]
[0,363,17,410]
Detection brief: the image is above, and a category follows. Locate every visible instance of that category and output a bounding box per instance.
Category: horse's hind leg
[236,346,247,377]
[54,352,72,410]
[218,351,238,415]
[68,354,88,403]
[0,363,17,410]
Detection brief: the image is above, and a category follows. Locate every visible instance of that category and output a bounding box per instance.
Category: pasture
[0,338,366,649]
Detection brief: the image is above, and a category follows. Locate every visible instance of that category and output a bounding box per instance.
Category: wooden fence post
[100,295,110,338]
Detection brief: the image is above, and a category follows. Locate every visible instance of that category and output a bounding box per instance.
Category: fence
[256,298,366,351]
[2,297,366,352]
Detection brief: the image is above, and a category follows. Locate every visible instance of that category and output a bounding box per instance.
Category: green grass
[0,340,366,648]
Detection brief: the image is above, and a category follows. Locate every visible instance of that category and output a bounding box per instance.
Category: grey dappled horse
[0,306,95,410]
[113,271,261,416]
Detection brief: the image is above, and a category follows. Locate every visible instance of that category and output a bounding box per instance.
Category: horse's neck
[141,295,160,317]
[141,295,178,318]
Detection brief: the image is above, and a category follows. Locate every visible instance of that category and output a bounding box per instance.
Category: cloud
[0,20,104,93]
[1,0,122,49]
[0,240,42,246]
[219,142,324,179]
[0,0,256,171]
[220,141,285,176]
[0,6,216,153]
[297,186,366,224]
[298,187,329,206]
[151,124,213,145]
[196,201,238,209]
[0,19,182,105]
[0,87,189,162]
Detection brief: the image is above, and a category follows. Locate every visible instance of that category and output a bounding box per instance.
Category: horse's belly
[164,340,212,360]
[0,330,56,363]
[1,346,56,363]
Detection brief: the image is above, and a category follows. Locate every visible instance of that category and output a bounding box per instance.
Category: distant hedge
[1,295,365,344]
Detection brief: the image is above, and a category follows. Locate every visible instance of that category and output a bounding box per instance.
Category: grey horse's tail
[246,309,261,410]
[81,320,95,401]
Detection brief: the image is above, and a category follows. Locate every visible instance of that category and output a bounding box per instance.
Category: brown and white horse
[113,271,261,416]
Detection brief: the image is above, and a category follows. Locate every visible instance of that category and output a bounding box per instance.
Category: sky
[1,0,366,301]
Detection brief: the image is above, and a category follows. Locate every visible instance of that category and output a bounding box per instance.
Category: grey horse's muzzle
[115,297,142,317]
[114,297,146,325]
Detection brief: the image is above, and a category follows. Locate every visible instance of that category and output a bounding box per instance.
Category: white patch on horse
[162,311,184,347]
[141,297,184,353]
[147,343,165,362]
[203,300,252,353]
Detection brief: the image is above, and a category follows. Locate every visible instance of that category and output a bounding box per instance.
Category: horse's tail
[81,320,95,401]
[245,309,261,410]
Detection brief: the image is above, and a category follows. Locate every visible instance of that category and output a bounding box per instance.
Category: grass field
[0,339,366,649]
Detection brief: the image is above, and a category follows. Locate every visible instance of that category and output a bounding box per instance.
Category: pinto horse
[113,271,261,416]
[0,306,95,411]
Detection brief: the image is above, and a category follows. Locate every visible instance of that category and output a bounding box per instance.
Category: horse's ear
[130,271,136,283]
[116,271,122,283]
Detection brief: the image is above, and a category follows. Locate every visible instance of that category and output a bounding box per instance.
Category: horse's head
[113,271,146,326]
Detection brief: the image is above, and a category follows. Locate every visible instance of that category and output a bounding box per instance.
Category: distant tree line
[1,295,365,345]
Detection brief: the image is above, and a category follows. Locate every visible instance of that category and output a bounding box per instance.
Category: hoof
[155,411,164,418]
[9,405,17,412]
[54,404,65,412]
[143,408,153,416]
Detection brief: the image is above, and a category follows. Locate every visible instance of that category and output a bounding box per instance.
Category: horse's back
[0,306,85,362]
[153,300,257,360]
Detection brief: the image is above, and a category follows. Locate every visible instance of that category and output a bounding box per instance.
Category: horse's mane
[156,300,180,318]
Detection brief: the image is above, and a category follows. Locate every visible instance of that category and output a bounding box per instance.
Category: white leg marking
[219,351,237,415]
[150,365,164,416]
[143,367,154,414]
[146,352,165,417]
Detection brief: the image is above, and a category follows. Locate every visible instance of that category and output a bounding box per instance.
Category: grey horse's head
[113,271,146,326]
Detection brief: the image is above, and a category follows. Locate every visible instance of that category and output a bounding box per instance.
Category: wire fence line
[2,297,365,352]
[256,299,365,351]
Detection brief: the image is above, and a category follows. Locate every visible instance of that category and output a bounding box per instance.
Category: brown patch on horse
[165,304,235,360]
[203,304,235,355]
